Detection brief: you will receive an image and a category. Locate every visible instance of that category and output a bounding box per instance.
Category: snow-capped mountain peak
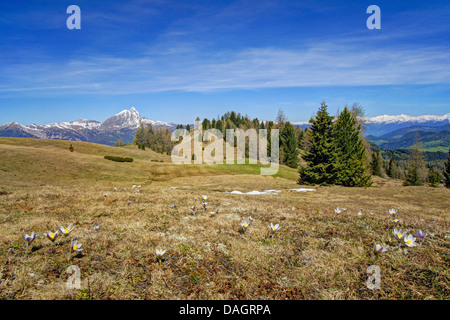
[100,107,145,130]
[364,113,450,124]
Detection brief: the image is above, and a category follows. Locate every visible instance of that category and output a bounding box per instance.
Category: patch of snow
[226,190,282,195]
[288,188,316,192]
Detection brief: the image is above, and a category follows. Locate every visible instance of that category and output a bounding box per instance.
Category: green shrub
[104,155,134,163]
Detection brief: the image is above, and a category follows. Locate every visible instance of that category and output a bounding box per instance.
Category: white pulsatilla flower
[93,224,101,231]
[210,211,217,215]
[202,202,208,209]
[357,210,363,216]
[334,208,342,214]
[391,218,401,223]
[247,216,253,224]
[268,223,281,233]
[393,228,407,241]
[43,230,59,243]
[70,239,84,252]
[202,195,208,201]
[155,249,166,258]
[241,218,250,230]
[389,208,398,216]
[374,244,388,253]
[60,224,75,237]
[404,234,419,247]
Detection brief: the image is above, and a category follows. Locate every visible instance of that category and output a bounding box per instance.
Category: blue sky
[1,0,450,125]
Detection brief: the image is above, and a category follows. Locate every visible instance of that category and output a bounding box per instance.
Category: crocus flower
[93,224,101,231]
[357,210,363,216]
[170,204,177,209]
[247,216,253,224]
[210,211,217,215]
[60,224,75,237]
[23,232,39,243]
[334,208,342,214]
[43,230,59,243]
[416,230,427,240]
[374,244,388,253]
[393,228,406,240]
[241,219,250,232]
[268,223,281,233]
[202,202,208,209]
[190,205,197,214]
[70,239,83,252]
[391,219,401,223]
[127,200,132,205]
[389,208,398,216]
[404,234,419,247]
[202,195,208,201]
[155,249,166,258]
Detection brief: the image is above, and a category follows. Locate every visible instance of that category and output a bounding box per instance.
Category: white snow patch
[226,190,282,195]
[288,188,316,192]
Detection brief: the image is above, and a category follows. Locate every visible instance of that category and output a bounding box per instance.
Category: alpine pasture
[0,137,448,300]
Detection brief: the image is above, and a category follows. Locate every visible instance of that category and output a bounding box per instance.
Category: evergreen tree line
[369,140,450,187]
[133,123,174,154]
[176,111,303,169]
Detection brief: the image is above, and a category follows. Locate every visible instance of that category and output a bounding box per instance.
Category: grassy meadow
[0,137,449,300]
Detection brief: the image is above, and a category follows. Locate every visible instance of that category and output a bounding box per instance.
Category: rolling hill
[0,137,298,187]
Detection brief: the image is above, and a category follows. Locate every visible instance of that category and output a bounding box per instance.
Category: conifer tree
[370,148,382,177]
[280,122,299,168]
[333,107,371,187]
[444,146,450,188]
[428,168,441,187]
[386,156,399,178]
[298,102,338,185]
[403,139,426,186]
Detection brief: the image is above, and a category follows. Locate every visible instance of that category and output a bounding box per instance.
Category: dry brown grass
[0,138,449,300]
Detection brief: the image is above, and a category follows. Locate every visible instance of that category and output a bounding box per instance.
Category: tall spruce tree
[444,146,450,188]
[333,107,371,187]
[428,168,441,187]
[370,148,382,177]
[403,139,426,186]
[280,122,299,168]
[387,156,399,178]
[298,102,338,185]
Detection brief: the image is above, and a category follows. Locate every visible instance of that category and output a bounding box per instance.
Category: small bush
[104,155,134,163]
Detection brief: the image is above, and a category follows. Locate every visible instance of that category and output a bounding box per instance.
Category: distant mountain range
[0,107,176,146]
[1,108,449,151]
[293,113,450,152]
[293,113,450,137]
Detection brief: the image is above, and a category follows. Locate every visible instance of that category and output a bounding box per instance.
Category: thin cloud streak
[1,41,450,95]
